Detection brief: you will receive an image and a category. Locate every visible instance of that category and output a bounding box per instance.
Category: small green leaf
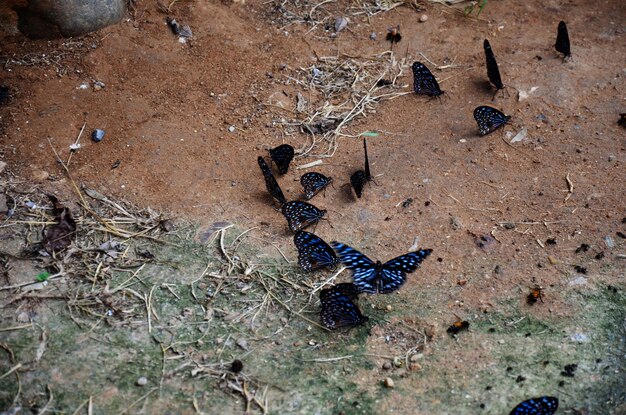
[360,131,379,137]
[36,271,50,282]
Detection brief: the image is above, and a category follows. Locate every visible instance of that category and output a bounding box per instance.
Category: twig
[564,172,574,203]
[67,121,86,167]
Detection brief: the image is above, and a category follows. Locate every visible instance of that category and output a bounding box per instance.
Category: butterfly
[527,285,544,305]
[509,396,558,415]
[412,62,444,97]
[320,284,368,330]
[351,138,373,198]
[258,156,286,205]
[331,242,433,294]
[446,320,470,334]
[473,106,511,136]
[268,144,295,174]
[293,231,339,272]
[301,172,332,200]
[386,25,401,44]
[483,39,504,91]
[555,21,571,58]
[282,201,326,232]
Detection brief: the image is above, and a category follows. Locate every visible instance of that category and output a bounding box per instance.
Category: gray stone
[17,0,125,39]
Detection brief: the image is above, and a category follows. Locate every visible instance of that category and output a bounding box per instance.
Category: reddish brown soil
[1,0,625,358]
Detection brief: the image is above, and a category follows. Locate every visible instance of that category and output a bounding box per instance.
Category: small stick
[67,121,87,167]
[296,160,323,170]
[564,173,574,203]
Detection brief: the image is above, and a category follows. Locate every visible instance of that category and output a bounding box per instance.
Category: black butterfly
[268,144,295,174]
[473,106,511,136]
[351,138,372,198]
[509,396,558,415]
[293,231,339,272]
[555,21,571,58]
[258,157,286,205]
[331,242,433,294]
[282,201,326,232]
[483,39,504,91]
[301,172,332,200]
[412,62,444,97]
[320,284,368,330]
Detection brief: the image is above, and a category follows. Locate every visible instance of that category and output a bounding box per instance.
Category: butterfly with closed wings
[258,156,287,206]
[319,283,368,330]
[268,144,295,174]
[331,242,433,294]
[555,21,571,58]
[509,396,558,415]
[483,39,506,96]
[473,106,511,136]
[294,231,339,272]
[301,172,332,200]
[412,62,444,97]
[282,201,326,233]
[351,138,373,198]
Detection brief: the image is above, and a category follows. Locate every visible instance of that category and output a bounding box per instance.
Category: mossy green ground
[1,228,625,414]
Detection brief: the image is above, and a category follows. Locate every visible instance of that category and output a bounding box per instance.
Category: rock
[17,312,30,323]
[382,362,392,370]
[334,17,348,33]
[91,129,105,142]
[419,14,428,22]
[383,377,394,388]
[0,161,6,173]
[236,338,249,351]
[370,32,377,40]
[410,354,422,362]
[136,376,148,386]
[409,362,422,371]
[16,0,126,39]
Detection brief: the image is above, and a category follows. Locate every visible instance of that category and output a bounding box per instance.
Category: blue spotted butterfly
[351,138,373,198]
[301,172,332,200]
[258,156,287,205]
[268,144,295,174]
[331,242,433,294]
[473,105,511,136]
[319,283,368,330]
[412,62,444,97]
[509,396,558,415]
[294,231,339,272]
[282,201,326,232]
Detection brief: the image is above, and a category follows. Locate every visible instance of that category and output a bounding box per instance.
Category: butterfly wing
[378,249,433,293]
[473,106,511,136]
[269,144,295,174]
[282,201,326,232]
[350,170,366,198]
[300,172,331,200]
[294,231,339,272]
[363,138,372,181]
[320,291,368,330]
[555,21,571,57]
[509,396,559,415]
[258,157,286,205]
[412,62,443,97]
[331,242,379,293]
[483,39,503,90]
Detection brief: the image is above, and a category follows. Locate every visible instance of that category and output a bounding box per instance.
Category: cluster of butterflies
[257,142,432,330]
[411,21,571,137]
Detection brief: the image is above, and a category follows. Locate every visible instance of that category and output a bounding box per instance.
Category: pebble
[136,377,148,386]
[393,357,403,368]
[17,311,30,323]
[386,304,393,311]
[0,160,6,174]
[419,14,428,22]
[383,377,395,388]
[91,129,105,142]
[382,362,392,370]
[228,126,236,133]
[93,81,105,91]
[410,354,423,362]
[236,338,249,351]
[370,32,377,40]
[409,362,422,371]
